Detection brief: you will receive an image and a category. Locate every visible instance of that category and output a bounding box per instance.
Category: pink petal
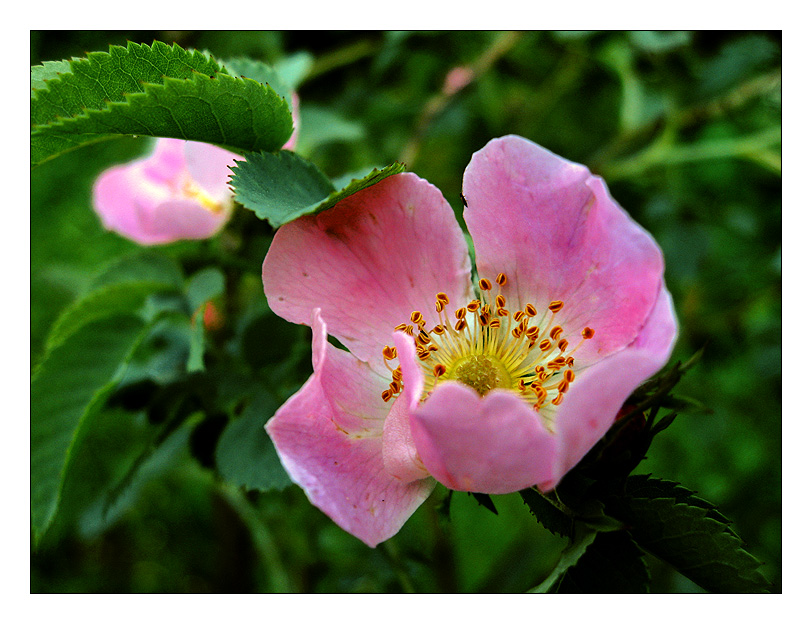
[381,332,431,483]
[381,394,431,484]
[263,173,473,376]
[542,283,678,489]
[266,310,434,547]
[146,199,230,243]
[409,383,558,494]
[183,141,243,201]
[281,92,300,151]
[462,135,664,366]
[92,138,237,246]
[140,138,187,183]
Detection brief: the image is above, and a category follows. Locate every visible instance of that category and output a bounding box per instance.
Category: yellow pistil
[182,177,225,214]
[380,273,595,422]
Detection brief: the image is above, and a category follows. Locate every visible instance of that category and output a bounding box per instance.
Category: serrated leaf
[222,57,293,103]
[624,475,734,531]
[31,315,146,543]
[231,150,406,228]
[31,41,224,127]
[215,389,291,491]
[529,529,596,593]
[31,41,292,167]
[520,488,573,538]
[30,59,73,92]
[619,475,771,592]
[540,531,651,593]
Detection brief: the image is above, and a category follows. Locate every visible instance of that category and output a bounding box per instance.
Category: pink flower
[92,93,299,246]
[92,139,242,245]
[262,135,678,546]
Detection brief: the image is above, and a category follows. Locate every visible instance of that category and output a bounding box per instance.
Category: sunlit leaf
[31,41,292,167]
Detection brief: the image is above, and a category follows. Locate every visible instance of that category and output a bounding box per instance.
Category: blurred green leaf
[618,475,771,593]
[31,315,146,544]
[231,149,405,228]
[185,267,226,312]
[272,51,314,89]
[90,251,185,291]
[187,309,207,373]
[31,41,292,167]
[45,281,173,352]
[215,389,292,491]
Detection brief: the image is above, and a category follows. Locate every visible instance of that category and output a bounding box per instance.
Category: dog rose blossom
[92,138,242,245]
[262,135,678,546]
[93,95,299,246]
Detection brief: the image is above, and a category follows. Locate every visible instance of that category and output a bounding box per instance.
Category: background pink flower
[92,139,241,246]
[262,136,678,546]
[92,92,298,246]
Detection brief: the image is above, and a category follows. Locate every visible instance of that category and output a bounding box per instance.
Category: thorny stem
[399,31,523,165]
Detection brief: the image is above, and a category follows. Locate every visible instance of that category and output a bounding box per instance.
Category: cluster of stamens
[381,273,594,415]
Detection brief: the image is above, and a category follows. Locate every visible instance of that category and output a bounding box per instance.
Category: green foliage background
[30,30,780,593]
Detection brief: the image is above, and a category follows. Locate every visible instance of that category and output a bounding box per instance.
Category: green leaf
[187,309,207,373]
[231,150,406,228]
[185,267,226,312]
[529,529,596,593]
[215,389,292,491]
[31,41,224,126]
[31,315,146,544]
[30,59,73,92]
[537,530,651,593]
[272,51,314,89]
[470,492,498,515]
[520,488,573,538]
[90,251,185,291]
[619,475,771,592]
[31,41,292,167]
[46,281,175,352]
[222,57,294,103]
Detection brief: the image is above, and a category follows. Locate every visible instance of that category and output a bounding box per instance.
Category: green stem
[306,39,381,81]
[383,539,416,593]
[399,31,523,165]
[218,483,292,592]
[601,126,781,181]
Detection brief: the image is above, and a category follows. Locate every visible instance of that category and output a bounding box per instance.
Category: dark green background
[31,30,780,592]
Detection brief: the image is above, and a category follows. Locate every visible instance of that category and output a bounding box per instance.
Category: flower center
[381,273,594,415]
[181,177,225,213]
[451,354,511,396]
